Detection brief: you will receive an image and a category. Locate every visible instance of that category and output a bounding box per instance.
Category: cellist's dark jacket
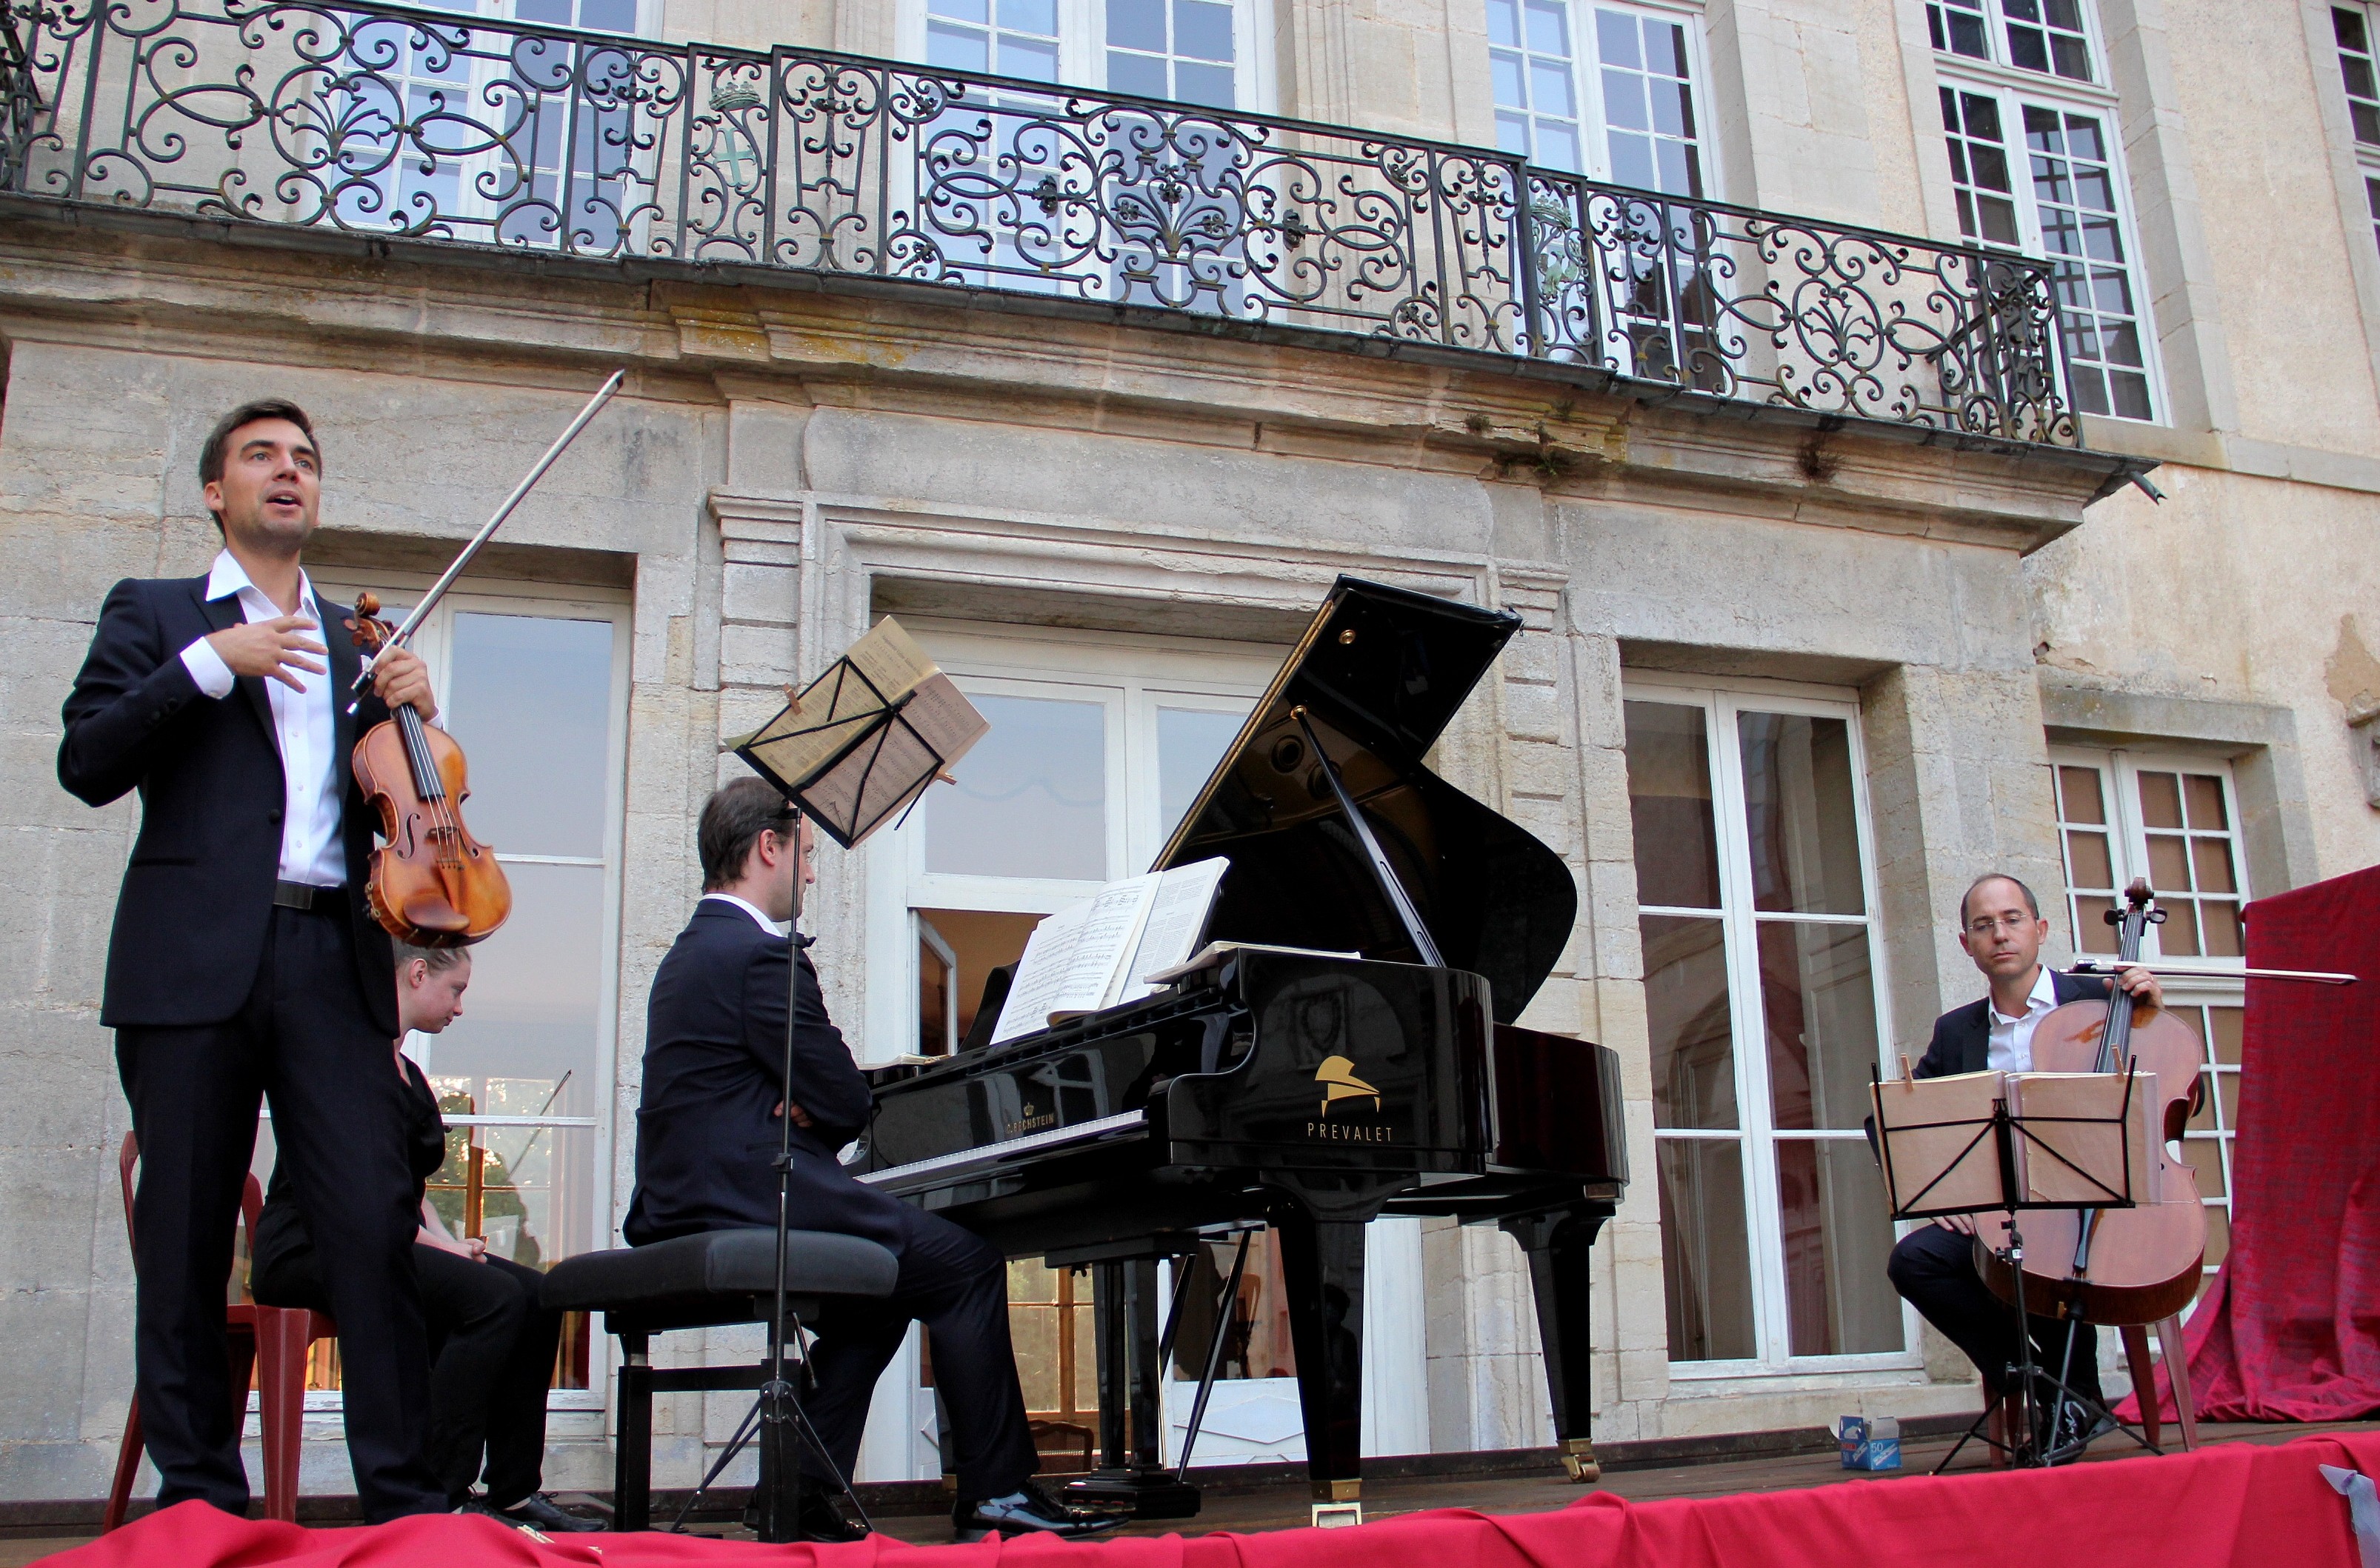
[623,901,893,1248]
[1908,970,2113,1078]
[57,574,398,1033]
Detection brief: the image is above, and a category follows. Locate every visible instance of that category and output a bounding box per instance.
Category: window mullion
[1708,691,1787,1367]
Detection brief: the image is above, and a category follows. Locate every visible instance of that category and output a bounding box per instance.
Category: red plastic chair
[104,1132,339,1529]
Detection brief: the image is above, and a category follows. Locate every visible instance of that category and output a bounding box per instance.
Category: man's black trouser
[1887,1223,2103,1403]
[255,1238,561,1509]
[116,904,445,1522]
[791,1201,1038,1502]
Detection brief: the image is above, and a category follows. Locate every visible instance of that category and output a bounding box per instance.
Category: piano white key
[857,1109,1150,1188]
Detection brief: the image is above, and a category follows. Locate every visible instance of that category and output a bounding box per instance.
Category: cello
[1973,879,2208,1326]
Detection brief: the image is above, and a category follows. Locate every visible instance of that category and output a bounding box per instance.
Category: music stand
[684,618,987,1543]
[1871,1069,2153,1470]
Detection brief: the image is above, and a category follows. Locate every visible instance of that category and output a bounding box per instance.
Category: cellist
[1884,873,2163,1452]
[58,401,450,1522]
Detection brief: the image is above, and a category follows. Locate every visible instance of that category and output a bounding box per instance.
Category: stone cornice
[0,197,2140,554]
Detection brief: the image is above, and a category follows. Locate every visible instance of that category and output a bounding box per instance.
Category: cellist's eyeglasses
[1964,915,2035,935]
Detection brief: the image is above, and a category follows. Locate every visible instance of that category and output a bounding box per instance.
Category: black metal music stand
[679,628,987,1542]
[1871,1070,2153,1471]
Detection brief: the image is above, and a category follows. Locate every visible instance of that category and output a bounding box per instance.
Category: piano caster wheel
[1559,1439,1601,1484]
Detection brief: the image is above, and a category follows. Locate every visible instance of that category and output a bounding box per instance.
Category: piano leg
[1501,1202,1614,1483]
[1128,1258,1164,1470]
[1067,1255,1202,1520]
[1092,1261,1129,1470]
[1273,1181,1407,1510]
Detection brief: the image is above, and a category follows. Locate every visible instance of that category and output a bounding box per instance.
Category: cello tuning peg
[2147,910,2167,924]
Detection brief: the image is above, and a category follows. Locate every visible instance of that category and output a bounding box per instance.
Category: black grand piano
[850,577,1627,1518]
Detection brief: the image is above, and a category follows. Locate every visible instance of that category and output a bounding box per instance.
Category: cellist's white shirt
[177,550,343,888]
[701,891,791,938]
[1987,964,2061,1074]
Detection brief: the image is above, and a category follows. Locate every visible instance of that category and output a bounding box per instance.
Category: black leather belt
[272,881,342,911]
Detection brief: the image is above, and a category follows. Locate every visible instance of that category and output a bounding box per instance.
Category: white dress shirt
[700,891,791,938]
[1985,964,2061,1074]
[177,550,345,888]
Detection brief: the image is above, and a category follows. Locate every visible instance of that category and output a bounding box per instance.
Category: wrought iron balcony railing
[0,0,2079,445]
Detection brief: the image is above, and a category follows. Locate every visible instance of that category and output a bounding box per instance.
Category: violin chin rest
[401,893,470,934]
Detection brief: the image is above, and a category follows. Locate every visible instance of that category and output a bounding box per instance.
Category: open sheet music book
[1870,1067,2151,1219]
[990,858,1230,1044]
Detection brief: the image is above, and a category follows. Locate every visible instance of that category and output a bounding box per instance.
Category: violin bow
[348,369,627,712]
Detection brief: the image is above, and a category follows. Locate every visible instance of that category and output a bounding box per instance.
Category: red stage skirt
[47,1429,2380,1568]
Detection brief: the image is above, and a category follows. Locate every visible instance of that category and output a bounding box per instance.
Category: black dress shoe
[479,1492,607,1533]
[953,1479,1127,1543]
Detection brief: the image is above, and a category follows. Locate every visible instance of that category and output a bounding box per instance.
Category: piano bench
[541,1229,900,1532]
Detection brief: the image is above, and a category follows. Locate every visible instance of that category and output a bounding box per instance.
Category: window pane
[2207,1004,2242,1064]
[2146,833,2190,893]
[2136,770,2182,829]
[927,694,1107,879]
[443,612,616,858]
[1737,711,1864,915]
[417,861,603,1104]
[1758,921,1880,1131]
[1176,60,1234,106]
[2179,1137,2224,1199]
[1642,914,1736,1129]
[1624,701,1721,908]
[1657,1138,1754,1360]
[1174,0,1233,59]
[2073,895,2117,954]
[1775,1138,1903,1355]
[2181,773,2229,830]
[2057,764,2106,824]
[2199,900,2242,958]
[1157,705,1247,841]
[2064,828,2113,889]
[1107,0,1164,50]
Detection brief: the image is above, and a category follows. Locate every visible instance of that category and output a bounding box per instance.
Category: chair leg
[2155,1315,2198,1452]
[616,1328,652,1533]
[104,1398,143,1533]
[2119,1324,2160,1452]
[253,1310,310,1523]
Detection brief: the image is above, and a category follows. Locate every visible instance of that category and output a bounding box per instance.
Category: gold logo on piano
[1314,1055,1379,1118]
[1004,1099,1058,1138]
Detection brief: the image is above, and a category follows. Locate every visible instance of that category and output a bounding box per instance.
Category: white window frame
[2047,746,2249,1298]
[1928,3,2166,424]
[897,0,1277,112]
[1925,0,2101,86]
[1626,673,1916,1378]
[284,570,635,1419]
[2329,4,2380,256]
[1485,0,1713,193]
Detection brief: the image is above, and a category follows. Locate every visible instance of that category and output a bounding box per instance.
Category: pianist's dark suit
[1886,970,2113,1404]
[624,900,1036,1498]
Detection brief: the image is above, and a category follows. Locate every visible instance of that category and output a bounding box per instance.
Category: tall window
[1930,1,2159,421]
[332,0,650,250]
[911,0,1257,107]
[1624,681,1904,1370]
[264,575,632,1403]
[2334,7,2380,256]
[1488,0,1706,193]
[2049,749,2247,1298]
[868,623,1267,1458]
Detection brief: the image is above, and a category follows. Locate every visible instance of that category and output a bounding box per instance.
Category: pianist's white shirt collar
[701,891,791,938]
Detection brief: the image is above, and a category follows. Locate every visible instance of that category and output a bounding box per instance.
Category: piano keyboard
[856,1109,1150,1190]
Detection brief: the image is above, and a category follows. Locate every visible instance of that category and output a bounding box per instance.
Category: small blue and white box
[1838,1415,1901,1470]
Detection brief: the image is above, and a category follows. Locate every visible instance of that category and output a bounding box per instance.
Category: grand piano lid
[1152,577,1577,1025]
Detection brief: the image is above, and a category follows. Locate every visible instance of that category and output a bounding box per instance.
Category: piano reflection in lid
[853,577,1629,1519]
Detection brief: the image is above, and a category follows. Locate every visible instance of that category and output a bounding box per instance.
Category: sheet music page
[1109,857,1230,1006]
[990,876,1163,1043]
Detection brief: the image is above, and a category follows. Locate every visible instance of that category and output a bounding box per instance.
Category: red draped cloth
[39,1430,2380,1568]
[2124,864,2380,1424]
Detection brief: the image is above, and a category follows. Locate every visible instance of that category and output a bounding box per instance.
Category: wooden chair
[104,1132,339,1529]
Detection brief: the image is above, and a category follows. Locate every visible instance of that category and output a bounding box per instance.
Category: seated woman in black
[250,944,599,1533]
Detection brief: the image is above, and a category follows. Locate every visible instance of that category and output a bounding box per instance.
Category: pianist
[622,779,1119,1544]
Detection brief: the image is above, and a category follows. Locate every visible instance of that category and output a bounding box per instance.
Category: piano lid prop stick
[1290,705,1445,969]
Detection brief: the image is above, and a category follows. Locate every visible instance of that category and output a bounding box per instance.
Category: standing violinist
[59,400,449,1521]
[1884,873,2162,1455]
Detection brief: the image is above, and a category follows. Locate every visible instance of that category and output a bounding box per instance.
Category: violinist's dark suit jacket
[625,901,1037,1499]
[60,570,443,1521]
[1885,968,2116,1402]
[59,575,398,1034]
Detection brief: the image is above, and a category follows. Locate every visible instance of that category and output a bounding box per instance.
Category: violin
[1973,879,2207,1326]
[347,593,513,947]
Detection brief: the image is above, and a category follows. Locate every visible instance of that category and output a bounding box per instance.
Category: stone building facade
[1,0,2375,1507]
